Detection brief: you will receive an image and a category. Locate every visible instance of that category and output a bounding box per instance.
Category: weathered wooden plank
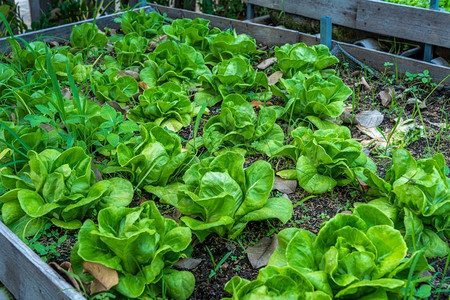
[0,221,85,300]
[28,0,41,23]
[357,0,450,48]
[245,0,358,27]
[244,0,450,49]
[337,43,450,84]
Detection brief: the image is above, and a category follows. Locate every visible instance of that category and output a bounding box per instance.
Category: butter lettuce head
[194,57,271,106]
[155,151,292,241]
[128,82,193,132]
[116,10,165,38]
[266,208,432,299]
[275,125,376,194]
[73,201,194,299]
[103,123,198,190]
[275,43,339,78]
[0,147,133,236]
[141,40,210,88]
[203,94,284,156]
[277,73,352,120]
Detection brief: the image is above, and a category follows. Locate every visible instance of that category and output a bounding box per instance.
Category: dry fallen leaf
[173,258,203,270]
[83,261,119,295]
[246,236,279,269]
[49,262,81,291]
[379,87,394,107]
[149,35,168,49]
[106,101,127,115]
[256,57,277,70]
[356,125,385,141]
[340,106,354,124]
[138,81,150,91]
[117,70,140,81]
[357,77,371,91]
[273,176,297,194]
[354,110,384,128]
[268,71,283,86]
[91,164,103,183]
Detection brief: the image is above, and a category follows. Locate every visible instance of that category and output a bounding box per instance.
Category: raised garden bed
[0,3,449,300]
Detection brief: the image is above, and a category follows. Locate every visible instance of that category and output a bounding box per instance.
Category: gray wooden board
[357,0,450,48]
[0,221,85,300]
[245,0,358,27]
[245,0,450,48]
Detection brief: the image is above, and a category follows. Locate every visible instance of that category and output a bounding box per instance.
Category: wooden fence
[244,0,450,49]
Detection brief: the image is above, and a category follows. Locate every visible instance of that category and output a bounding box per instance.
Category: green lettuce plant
[275,72,352,120]
[114,32,148,67]
[92,68,138,103]
[202,94,284,156]
[0,147,133,237]
[141,40,210,88]
[204,30,264,64]
[103,123,197,190]
[226,208,432,299]
[154,151,292,242]
[115,10,165,38]
[72,201,195,299]
[70,22,107,53]
[162,18,220,52]
[275,125,376,194]
[128,82,193,132]
[195,57,271,106]
[34,48,92,82]
[363,149,450,257]
[274,43,339,78]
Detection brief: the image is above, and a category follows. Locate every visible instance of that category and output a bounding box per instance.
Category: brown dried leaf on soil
[83,261,119,295]
[379,87,394,107]
[138,81,150,91]
[149,35,168,49]
[354,110,384,128]
[107,101,128,116]
[247,236,279,269]
[273,176,297,194]
[256,57,277,70]
[356,77,371,91]
[49,262,81,291]
[174,258,203,270]
[117,69,140,81]
[268,71,283,86]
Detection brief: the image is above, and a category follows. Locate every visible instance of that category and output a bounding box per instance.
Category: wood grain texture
[357,0,450,48]
[245,0,450,48]
[245,0,358,27]
[0,222,85,300]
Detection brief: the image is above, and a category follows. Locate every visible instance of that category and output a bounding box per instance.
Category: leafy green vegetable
[72,201,194,299]
[224,266,332,299]
[162,18,220,52]
[275,43,339,78]
[128,82,193,132]
[0,147,133,237]
[228,209,431,299]
[141,40,210,88]
[70,22,107,53]
[154,151,292,241]
[114,32,148,67]
[103,123,197,190]
[202,94,284,156]
[275,125,376,194]
[92,68,138,103]
[115,10,165,38]
[195,57,270,106]
[275,72,352,120]
[204,30,264,64]
[363,149,450,257]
